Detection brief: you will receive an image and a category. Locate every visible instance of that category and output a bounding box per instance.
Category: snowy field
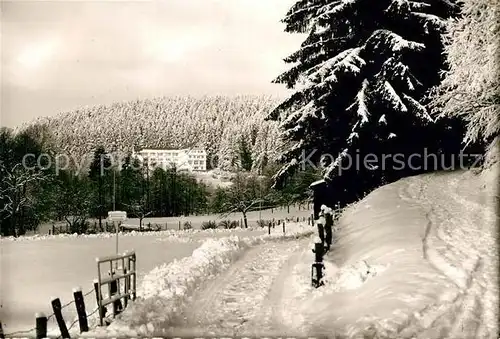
[0,226,295,334]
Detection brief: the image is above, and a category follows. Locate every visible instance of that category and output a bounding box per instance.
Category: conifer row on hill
[18,95,283,172]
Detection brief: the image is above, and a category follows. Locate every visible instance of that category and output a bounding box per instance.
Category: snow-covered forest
[16,95,283,172]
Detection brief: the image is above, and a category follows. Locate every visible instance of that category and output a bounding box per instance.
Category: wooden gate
[95,251,136,326]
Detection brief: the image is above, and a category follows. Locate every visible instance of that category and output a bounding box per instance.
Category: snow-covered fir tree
[267,0,466,196]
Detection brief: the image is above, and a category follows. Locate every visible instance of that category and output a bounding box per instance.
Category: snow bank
[83,222,313,337]
[281,170,498,338]
[0,226,265,242]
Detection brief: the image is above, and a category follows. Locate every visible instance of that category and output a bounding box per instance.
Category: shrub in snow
[182,221,192,230]
[201,220,218,230]
[218,219,239,229]
[256,219,272,228]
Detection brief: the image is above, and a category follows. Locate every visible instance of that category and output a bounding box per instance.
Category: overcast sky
[1,0,304,128]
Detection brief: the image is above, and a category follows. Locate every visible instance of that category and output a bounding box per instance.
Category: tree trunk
[11,215,17,237]
[243,212,248,228]
[139,217,143,232]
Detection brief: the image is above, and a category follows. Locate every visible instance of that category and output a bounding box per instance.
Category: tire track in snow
[165,239,308,336]
[398,173,497,338]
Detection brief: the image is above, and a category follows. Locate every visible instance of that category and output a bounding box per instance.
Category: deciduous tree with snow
[268,0,467,203]
[221,173,272,228]
[430,0,499,165]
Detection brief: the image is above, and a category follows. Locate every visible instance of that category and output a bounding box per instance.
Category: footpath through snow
[85,167,497,338]
[84,223,314,337]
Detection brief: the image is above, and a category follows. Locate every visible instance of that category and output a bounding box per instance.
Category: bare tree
[124,195,153,231]
[220,172,271,228]
[0,163,46,236]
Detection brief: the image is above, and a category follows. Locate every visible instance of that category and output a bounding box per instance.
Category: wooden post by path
[51,298,70,338]
[73,287,89,333]
[311,242,325,288]
[35,313,47,339]
[93,280,106,322]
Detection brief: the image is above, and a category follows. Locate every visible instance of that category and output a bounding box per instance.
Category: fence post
[109,275,122,317]
[123,262,129,309]
[311,242,325,288]
[178,221,181,230]
[127,255,133,301]
[93,280,106,325]
[72,287,89,333]
[132,253,137,300]
[51,298,70,338]
[35,313,47,339]
[268,222,271,235]
[283,221,286,234]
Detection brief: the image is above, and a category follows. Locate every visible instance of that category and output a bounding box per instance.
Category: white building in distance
[134,148,207,172]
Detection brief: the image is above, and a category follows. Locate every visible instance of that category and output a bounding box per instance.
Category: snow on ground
[82,166,496,339]
[33,205,312,234]
[0,225,266,242]
[0,227,281,335]
[3,167,497,338]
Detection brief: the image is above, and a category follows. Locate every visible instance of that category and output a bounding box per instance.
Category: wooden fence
[1,252,138,339]
[95,251,137,326]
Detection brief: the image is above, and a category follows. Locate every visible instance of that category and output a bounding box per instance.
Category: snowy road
[84,168,497,339]
[161,169,497,339]
[163,239,309,336]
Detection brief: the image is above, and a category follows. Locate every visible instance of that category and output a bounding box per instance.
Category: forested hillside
[17,95,282,171]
